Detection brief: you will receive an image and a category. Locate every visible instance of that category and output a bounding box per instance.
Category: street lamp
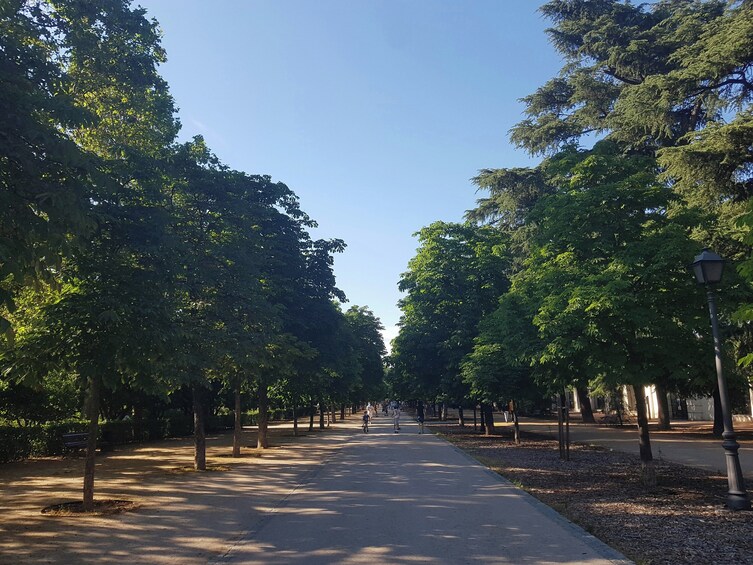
[692,248,750,510]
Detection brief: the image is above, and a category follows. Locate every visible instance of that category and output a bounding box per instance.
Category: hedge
[0,410,233,464]
[0,406,319,463]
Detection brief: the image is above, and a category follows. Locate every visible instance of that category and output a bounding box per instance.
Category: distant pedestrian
[393,406,401,433]
[417,402,425,434]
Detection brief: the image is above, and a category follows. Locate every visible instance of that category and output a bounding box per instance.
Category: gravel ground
[432,423,753,565]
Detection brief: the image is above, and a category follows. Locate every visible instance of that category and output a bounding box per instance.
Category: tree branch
[603,66,642,85]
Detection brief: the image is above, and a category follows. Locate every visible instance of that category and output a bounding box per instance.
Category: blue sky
[136,0,564,346]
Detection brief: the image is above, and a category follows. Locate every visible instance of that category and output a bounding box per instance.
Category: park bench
[62,432,112,452]
[601,413,631,426]
[62,432,89,450]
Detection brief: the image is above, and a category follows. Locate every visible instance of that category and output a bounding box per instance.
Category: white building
[572,385,753,423]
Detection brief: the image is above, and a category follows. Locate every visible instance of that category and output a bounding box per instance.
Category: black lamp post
[692,248,750,510]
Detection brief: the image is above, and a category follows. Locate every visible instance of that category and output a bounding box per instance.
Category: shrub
[207,413,234,432]
[0,419,88,463]
[162,410,192,437]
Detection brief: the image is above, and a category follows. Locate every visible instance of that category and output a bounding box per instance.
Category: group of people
[361,400,426,434]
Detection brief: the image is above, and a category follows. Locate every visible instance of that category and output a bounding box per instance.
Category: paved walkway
[1,416,632,565]
[516,417,753,481]
[213,417,630,565]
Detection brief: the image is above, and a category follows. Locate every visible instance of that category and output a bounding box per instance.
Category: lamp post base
[723,433,751,511]
[726,494,751,511]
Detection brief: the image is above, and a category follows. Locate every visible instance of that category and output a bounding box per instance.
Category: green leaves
[462,142,711,403]
[393,222,510,402]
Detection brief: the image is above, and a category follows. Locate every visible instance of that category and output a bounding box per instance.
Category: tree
[0,0,183,511]
[503,143,708,484]
[506,0,753,436]
[393,222,510,417]
[510,0,748,154]
[344,306,387,403]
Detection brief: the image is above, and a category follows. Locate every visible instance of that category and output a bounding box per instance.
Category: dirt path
[0,420,355,565]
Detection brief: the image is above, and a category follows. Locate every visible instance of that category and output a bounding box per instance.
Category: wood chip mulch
[432,424,753,565]
[41,499,141,516]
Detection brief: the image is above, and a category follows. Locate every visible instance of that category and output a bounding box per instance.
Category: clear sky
[136,0,564,347]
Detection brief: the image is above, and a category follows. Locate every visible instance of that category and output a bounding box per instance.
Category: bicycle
[362,419,369,433]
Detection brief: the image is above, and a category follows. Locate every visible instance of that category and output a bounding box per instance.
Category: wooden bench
[62,432,113,452]
[62,432,89,450]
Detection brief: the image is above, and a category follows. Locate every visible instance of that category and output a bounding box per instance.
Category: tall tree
[344,306,387,403]
[511,0,753,430]
[501,143,708,484]
[393,222,510,411]
[0,0,181,510]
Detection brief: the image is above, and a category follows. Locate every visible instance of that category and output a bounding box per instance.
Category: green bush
[142,417,167,441]
[241,410,258,426]
[207,413,234,432]
[0,427,36,463]
[0,419,89,463]
[0,410,262,463]
[163,410,192,437]
[100,420,134,446]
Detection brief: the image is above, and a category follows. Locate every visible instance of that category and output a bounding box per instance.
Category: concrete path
[213,418,630,565]
[516,418,753,481]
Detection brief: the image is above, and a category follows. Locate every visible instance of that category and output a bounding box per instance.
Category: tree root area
[434,424,753,565]
[41,499,140,516]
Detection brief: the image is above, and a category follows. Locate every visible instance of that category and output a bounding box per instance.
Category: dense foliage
[0,0,385,506]
[392,0,753,481]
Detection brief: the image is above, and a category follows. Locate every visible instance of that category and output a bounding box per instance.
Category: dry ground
[432,421,753,565]
[4,415,753,565]
[0,422,348,565]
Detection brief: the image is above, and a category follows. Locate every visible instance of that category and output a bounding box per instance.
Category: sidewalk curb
[433,431,634,565]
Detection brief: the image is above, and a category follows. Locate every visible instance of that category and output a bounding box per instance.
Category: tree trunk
[565,397,571,461]
[319,399,325,429]
[257,379,269,449]
[458,406,465,427]
[293,404,298,437]
[713,385,723,436]
[441,403,448,421]
[473,405,477,431]
[512,406,520,445]
[482,403,495,435]
[557,394,565,459]
[193,385,206,471]
[633,384,656,487]
[479,403,486,432]
[576,387,596,423]
[133,405,143,441]
[82,374,102,511]
[233,382,242,457]
[655,382,671,431]
[340,404,346,420]
[309,400,315,432]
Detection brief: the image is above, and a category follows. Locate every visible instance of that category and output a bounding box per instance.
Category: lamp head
[692,248,724,285]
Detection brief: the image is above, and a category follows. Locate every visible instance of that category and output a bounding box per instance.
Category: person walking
[393,405,401,433]
[417,402,425,434]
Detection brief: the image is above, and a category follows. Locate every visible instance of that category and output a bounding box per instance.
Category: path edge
[434,431,634,565]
